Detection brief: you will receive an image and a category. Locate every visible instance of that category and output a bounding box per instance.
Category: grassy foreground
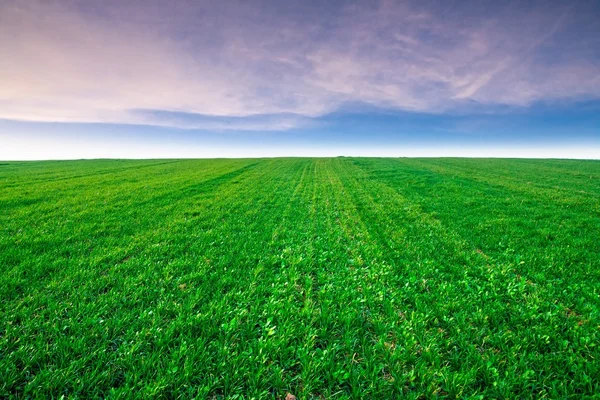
[1,158,599,398]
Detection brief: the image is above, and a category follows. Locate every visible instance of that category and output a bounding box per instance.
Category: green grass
[1,158,599,399]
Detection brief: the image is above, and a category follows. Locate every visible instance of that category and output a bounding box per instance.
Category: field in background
[1,158,599,398]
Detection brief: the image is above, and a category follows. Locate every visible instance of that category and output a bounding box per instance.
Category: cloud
[0,0,599,130]
[129,110,316,131]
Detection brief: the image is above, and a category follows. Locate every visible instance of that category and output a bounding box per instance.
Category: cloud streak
[1,0,599,130]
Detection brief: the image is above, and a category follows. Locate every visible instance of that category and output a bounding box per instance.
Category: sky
[1,0,599,159]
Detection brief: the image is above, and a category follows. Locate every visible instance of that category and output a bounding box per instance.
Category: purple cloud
[1,0,599,130]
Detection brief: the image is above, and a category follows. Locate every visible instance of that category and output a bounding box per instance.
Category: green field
[1,158,599,398]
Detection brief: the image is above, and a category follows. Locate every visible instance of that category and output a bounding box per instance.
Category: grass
[1,157,599,398]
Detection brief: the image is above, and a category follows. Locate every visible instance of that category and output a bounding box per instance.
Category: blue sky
[1,0,599,159]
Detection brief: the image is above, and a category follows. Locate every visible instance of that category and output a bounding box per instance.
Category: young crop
[1,158,599,398]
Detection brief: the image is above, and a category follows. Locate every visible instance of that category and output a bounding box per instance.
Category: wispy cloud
[129,110,316,131]
[1,0,599,130]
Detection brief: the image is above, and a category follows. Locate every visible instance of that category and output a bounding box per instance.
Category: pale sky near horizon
[1,0,599,159]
